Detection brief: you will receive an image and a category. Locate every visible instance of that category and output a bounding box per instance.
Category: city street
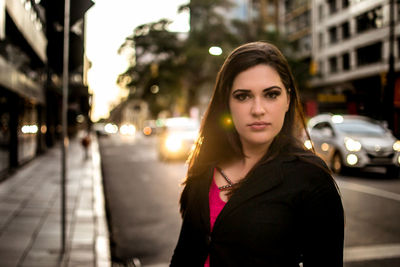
[99,134,184,266]
[99,133,400,267]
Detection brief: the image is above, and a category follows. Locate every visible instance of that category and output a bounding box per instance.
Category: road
[337,168,400,267]
[99,134,400,267]
[99,134,184,266]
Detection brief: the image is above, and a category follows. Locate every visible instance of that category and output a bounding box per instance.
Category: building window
[318,4,323,21]
[288,22,295,35]
[18,99,38,164]
[342,53,350,70]
[356,6,383,34]
[341,22,350,40]
[284,0,293,13]
[329,56,338,73]
[303,11,310,28]
[327,0,337,14]
[398,37,400,58]
[319,32,324,49]
[329,26,337,44]
[267,2,276,16]
[319,60,323,75]
[0,92,11,175]
[342,0,349,9]
[356,42,382,66]
[398,1,400,22]
[300,35,312,53]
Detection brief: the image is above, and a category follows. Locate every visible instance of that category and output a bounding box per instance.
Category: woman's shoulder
[182,167,214,195]
[278,150,336,189]
[278,147,327,168]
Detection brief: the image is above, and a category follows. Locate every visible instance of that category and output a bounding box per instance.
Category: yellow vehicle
[157,117,199,161]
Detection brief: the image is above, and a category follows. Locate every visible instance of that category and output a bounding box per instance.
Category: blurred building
[280,0,312,59]
[309,0,398,120]
[108,99,149,133]
[223,0,280,33]
[0,0,93,180]
[279,0,315,117]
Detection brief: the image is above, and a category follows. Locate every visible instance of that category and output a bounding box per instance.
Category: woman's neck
[241,142,271,167]
[217,142,271,183]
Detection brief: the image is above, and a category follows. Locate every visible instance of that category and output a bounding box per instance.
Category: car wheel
[331,152,344,174]
[386,166,400,178]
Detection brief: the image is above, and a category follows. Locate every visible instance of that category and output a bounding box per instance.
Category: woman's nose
[251,98,265,116]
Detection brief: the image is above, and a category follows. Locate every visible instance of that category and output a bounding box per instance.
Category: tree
[118,19,186,116]
[175,0,236,109]
[117,0,235,117]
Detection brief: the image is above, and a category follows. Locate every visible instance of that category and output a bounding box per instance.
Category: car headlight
[344,137,362,152]
[120,124,136,135]
[165,135,183,152]
[393,140,400,151]
[104,123,118,134]
[304,140,313,150]
[346,154,358,165]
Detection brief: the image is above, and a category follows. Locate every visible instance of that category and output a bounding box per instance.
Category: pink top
[204,169,227,267]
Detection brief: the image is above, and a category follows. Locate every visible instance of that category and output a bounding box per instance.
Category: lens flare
[220,114,234,130]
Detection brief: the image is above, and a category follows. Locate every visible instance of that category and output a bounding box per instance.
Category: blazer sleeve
[170,179,207,267]
[300,171,344,267]
[170,181,191,266]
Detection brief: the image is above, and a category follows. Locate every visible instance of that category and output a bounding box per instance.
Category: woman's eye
[233,93,249,101]
[265,91,281,99]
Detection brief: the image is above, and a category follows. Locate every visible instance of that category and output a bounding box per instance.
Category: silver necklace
[215,167,236,190]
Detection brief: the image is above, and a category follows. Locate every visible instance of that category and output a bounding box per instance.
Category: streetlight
[150,84,160,94]
[209,46,222,56]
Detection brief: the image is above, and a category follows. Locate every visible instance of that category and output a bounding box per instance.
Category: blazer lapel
[196,167,214,233]
[212,159,284,232]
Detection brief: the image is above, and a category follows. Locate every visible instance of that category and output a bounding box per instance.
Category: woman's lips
[247,122,271,130]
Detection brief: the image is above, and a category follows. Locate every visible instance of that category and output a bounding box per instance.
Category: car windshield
[335,119,386,136]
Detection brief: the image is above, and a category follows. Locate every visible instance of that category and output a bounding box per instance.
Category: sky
[85,0,189,122]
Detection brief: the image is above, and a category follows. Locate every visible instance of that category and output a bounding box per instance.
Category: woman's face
[229,64,290,150]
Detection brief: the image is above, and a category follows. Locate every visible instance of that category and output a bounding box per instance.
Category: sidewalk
[0,133,111,267]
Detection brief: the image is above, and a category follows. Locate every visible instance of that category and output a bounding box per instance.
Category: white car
[93,122,118,136]
[306,114,400,177]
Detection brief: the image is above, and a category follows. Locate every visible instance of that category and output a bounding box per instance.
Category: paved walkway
[0,133,111,267]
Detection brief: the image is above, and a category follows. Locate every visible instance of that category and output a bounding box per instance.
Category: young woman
[170,42,344,267]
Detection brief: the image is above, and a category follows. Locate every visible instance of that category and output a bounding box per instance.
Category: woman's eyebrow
[263,86,282,92]
[232,89,250,94]
[232,86,282,94]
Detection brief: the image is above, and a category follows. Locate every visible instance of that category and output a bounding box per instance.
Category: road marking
[344,243,400,262]
[337,180,400,202]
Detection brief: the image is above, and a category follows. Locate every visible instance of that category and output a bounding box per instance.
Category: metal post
[382,0,396,132]
[61,0,70,255]
[384,0,395,132]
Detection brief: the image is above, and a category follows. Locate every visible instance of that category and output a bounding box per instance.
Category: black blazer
[170,153,344,267]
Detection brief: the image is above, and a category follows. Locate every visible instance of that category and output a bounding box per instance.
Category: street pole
[61,0,70,255]
[384,0,396,133]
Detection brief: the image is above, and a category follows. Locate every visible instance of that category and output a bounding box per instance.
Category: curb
[91,134,112,267]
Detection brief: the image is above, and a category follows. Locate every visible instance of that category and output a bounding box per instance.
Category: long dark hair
[186,41,316,183]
